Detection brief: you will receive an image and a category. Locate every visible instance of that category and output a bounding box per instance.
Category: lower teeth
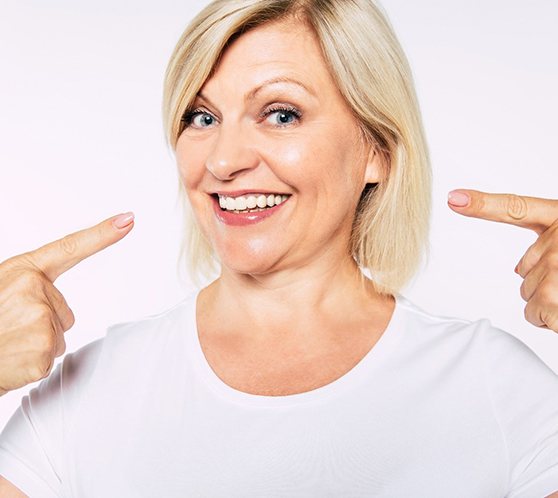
[222,206,273,214]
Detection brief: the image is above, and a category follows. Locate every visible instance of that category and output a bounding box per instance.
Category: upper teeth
[218,193,289,211]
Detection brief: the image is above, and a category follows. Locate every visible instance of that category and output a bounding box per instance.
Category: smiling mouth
[213,193,290,214]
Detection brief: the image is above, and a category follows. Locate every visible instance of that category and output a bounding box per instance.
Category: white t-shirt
[1,291,558,498]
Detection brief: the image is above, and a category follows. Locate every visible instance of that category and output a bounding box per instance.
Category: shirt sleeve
[481,322,558,498]
[0,338,104,498]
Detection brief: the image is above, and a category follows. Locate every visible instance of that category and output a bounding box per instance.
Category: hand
[0,212,135,395]
[447,189,558,332]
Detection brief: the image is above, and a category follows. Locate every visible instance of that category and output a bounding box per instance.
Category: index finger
[447,189,558,234]
[22,212,135,282]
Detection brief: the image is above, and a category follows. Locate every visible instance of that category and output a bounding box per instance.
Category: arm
[0,476,27,497]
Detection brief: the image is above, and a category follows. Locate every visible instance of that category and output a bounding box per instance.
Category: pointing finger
[447,189,558,234]
[21,212,135,282]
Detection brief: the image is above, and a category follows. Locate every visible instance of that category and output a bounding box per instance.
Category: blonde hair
[163,0,432,295]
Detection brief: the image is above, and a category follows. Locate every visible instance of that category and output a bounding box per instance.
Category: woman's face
[176,18,381,275]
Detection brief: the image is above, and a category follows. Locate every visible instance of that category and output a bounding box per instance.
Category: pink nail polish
[448,190,470,207]
[113,212,135,229]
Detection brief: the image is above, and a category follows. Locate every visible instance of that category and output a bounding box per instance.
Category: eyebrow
[245,76,315,101]
[196,76,315,107]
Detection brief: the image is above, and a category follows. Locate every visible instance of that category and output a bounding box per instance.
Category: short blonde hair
[163,0,432,295]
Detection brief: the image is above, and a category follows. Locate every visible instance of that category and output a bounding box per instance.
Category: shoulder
[66,291,195,361]
[99,292,196,353]
[18,292,197,418]
[396,291,558,395]
[57,292,198,408]
[395,294,510,338]
[394,294,494,352]
[395,294,557,378]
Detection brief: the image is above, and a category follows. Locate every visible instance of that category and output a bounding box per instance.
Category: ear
[363,146,384,185]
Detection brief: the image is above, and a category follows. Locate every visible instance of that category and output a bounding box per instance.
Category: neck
[201,250,389,342]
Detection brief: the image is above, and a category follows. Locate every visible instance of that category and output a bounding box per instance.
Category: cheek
[175,138,207,190]
[282,146,303,168]
[259,135,331,192]
[258,136,305,178]
[322,133,366,196]
[268,130,363,199]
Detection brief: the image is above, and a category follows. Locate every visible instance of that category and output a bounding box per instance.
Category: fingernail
[448,190,470,207]
[514,263,520,274]
[112,212,135,229]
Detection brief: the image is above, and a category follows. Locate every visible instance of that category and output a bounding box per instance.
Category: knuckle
[0,254,17,268]
[39,356,54,378]
[475,196,486,213]
[523,303,532,322]
[30,303,53,323]
[519,281,529,302]
[67,308,76,329]
[17,270,44,290]
[55,339,67,357]
[1,254,27,272]
[542,309,558,331]
[29,355,53,381]
[523,245,540,269]
[524,296,537,314]
[523,302,539,325]
[28,364,44,382]
[58,234,78,257]
[537,282,558,307]
[35,329,57,353]
[506,194,528,220]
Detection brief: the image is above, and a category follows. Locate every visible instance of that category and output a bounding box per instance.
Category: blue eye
[181,105,302,130]
[181,109,215,129]
[264,105,302,127]
[192,112,214,128]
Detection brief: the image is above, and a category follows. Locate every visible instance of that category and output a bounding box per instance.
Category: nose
[205,123,259,181]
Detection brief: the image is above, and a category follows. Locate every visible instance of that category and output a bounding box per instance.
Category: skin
[176,16,395,395]
[1,15,558,498]
[0,213,135,495]
[449,190,558,332]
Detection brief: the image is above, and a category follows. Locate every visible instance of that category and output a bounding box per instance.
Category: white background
[1,0,557,426]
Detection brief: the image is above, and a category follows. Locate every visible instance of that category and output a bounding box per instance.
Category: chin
[216,239,285,275]
[220,257,282,276]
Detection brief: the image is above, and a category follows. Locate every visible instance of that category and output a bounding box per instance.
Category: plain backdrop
[1,0,557,426]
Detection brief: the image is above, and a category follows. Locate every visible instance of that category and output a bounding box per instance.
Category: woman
[1,0,558,496]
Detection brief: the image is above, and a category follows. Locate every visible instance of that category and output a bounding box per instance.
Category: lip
[213,189,291,197]
[211,194,289,226]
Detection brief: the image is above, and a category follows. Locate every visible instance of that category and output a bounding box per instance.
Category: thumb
[21,212,135,282]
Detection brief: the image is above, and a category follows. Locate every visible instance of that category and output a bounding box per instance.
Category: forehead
[202,18,334,96]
